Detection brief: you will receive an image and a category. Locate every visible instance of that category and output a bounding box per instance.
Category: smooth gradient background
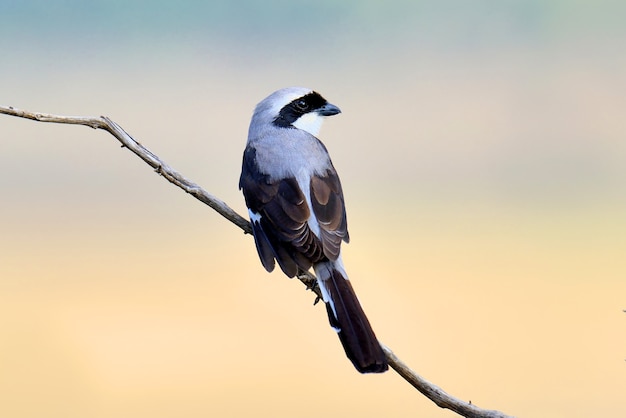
[1,1,625,417]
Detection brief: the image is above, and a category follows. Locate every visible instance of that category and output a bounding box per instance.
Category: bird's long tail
[314,261,388,373]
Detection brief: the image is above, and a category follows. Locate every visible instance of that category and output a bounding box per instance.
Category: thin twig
[0,104,514,418]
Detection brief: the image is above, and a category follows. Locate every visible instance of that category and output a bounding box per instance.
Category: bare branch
[382,344,511,418]
[0,104,514,418]
[0,105,251,234]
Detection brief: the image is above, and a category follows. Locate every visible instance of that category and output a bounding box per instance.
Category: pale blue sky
[2,1,625,55]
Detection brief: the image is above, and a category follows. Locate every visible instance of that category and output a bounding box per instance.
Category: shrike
[239,87,388,373]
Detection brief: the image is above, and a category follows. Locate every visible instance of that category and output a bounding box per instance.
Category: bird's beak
[317,103,341,116]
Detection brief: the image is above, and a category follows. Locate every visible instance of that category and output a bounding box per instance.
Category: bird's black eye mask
[273,91,328,128]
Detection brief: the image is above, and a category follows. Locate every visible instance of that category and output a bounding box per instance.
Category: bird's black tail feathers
[316,264,388,373]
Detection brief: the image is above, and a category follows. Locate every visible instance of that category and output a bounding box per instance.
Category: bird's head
[253,87,341,137]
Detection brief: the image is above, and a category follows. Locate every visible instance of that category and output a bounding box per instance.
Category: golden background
[1,2,625,417]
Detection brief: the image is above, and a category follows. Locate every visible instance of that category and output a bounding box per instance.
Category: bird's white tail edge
[314,261,388,373]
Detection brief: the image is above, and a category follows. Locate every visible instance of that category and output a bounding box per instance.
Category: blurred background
[1,1,625,417]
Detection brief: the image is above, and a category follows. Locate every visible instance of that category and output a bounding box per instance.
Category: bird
[239,87,388,373]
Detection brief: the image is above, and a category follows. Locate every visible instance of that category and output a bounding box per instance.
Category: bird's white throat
[292,112,324,136]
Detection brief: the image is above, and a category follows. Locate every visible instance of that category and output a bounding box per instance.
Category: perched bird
[239,87,388,373]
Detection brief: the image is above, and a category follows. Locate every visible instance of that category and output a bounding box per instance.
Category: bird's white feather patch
[294,168,321,238]
[292,112,324,137]
[248,209,262,224]
[317,285,338,326]
[332,255,348,279]
[313,261,339,325]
